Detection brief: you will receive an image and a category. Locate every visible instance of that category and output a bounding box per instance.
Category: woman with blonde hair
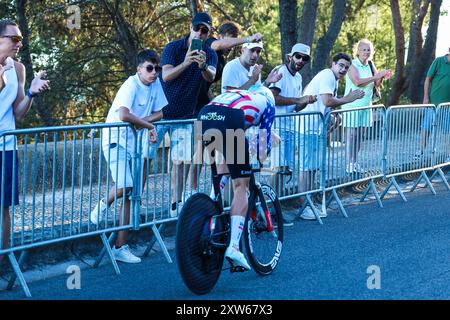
[342,39,391,173]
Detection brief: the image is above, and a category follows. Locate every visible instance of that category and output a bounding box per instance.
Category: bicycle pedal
[230,266,247,273]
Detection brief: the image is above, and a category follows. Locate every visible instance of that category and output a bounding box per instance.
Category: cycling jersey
[207,89,276,155]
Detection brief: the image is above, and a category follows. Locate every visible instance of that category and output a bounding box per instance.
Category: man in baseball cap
[192,12,212,30]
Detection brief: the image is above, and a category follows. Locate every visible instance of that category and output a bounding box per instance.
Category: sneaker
[225,247,251,271]
[90,199,107,224]
[299,206,327,220]
[346,162,355,174]
[111,245,141,263]
[413,152,423,160]
[282,216,294,227]
[353,162,366,173]
[169,200,183,218]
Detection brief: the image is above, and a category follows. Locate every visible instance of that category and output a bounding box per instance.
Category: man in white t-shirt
[0,19,49,265]
[299,53,364,220]
[90,49,168,263]
[221,41,264,92]
[269,43,316,201]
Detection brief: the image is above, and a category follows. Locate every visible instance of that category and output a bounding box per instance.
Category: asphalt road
[2,183,450,301]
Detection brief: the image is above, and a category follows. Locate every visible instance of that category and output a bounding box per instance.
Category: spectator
[221,41,265,92]
[90,49,166,263]
[419,47,450,158]
[160,12,218,217]
[268,43,317,226]
[190,21,262,195]
[298,53,364,220]
[342,39,391,173]
[0,19,49,264]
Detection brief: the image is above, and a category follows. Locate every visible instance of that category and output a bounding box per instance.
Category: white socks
[229,215,245,251]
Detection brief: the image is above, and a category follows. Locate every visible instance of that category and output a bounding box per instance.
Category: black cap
[192,12,212,29]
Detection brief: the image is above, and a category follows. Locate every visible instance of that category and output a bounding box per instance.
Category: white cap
[288,43,311,57]
[243,42,263,50]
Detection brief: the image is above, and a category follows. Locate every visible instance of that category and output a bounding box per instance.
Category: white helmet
[248,85,275,106]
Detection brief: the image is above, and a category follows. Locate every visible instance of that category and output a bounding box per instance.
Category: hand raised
[29,71,50,95]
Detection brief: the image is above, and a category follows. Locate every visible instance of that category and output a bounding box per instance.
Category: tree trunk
[15,0,55,126]
[278,0,298,61]
[297,0,319,85]
[312,0,347,76]
[189,0,198,16]
[407,0,441,103]
[387,0,408,106]
[100,0,139,75]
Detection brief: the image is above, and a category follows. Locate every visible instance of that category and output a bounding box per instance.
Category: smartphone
[191,38,203,53]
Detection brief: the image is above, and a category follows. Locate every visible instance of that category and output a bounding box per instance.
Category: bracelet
[246,36,251,44]
[202,63,208,71]
[26,89,38,98]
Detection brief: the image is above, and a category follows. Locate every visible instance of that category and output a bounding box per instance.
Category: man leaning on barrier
[268,43,317,220]
[90,49,167,264]
[298,53,364,220]
[0,19,49,265]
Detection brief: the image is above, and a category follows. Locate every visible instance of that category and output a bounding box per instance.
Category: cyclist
[196,72,280,271]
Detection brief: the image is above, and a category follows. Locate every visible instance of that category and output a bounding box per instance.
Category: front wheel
[176,193,225,295]
[244,184,283,275]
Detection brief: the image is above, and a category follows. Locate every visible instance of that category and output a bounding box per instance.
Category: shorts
[422,109,435,131]
[103,144,134,189]
[198,105,251,179]
[0,151,19,208]
[297,134,321,171]
[169,124,193,162]
[270,129,295,168]
[141,125,169,159]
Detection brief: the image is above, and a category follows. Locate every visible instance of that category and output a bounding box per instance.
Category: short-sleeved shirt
[160,36,218,120]
[343,58,374,108]
[269,64,303,114]
[269,64,302,131]
[195,37,227,115]
[102,75,168,152]
[427,54,450,105]
[221,58,261,93]
[300,68,338,134]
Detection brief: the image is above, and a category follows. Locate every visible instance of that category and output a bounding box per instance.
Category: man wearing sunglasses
[90,49,167,263]
[0,19,49,265]
[268,43,317,226]
[160,12,218,218]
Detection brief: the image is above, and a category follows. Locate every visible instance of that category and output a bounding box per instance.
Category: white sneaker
[169,200,183,218]
[346,162,355,174]
[111,245,141,263]
[300,206,327,220]
[225,247,251,271]
[90,199,107,224]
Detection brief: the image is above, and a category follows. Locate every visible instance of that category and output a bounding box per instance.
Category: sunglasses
[294,53,310,62]
[193,25,209,35]
[145,64,162,73]
[1,35,23,43]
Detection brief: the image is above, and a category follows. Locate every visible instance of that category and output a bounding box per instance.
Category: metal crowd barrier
[381,105,436,202]
[429,103,450,190]
[2,102,450,297]
[324,106,385,216]
[0,123,139,297]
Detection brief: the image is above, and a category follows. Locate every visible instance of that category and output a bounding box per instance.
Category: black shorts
[0,150,19,208]
[197,105,251,179]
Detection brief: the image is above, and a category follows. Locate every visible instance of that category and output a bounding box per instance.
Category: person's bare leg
[115,193,131,247]
[0,207,10,265]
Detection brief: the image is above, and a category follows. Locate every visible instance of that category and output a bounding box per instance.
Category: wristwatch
[26,89,38,98]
